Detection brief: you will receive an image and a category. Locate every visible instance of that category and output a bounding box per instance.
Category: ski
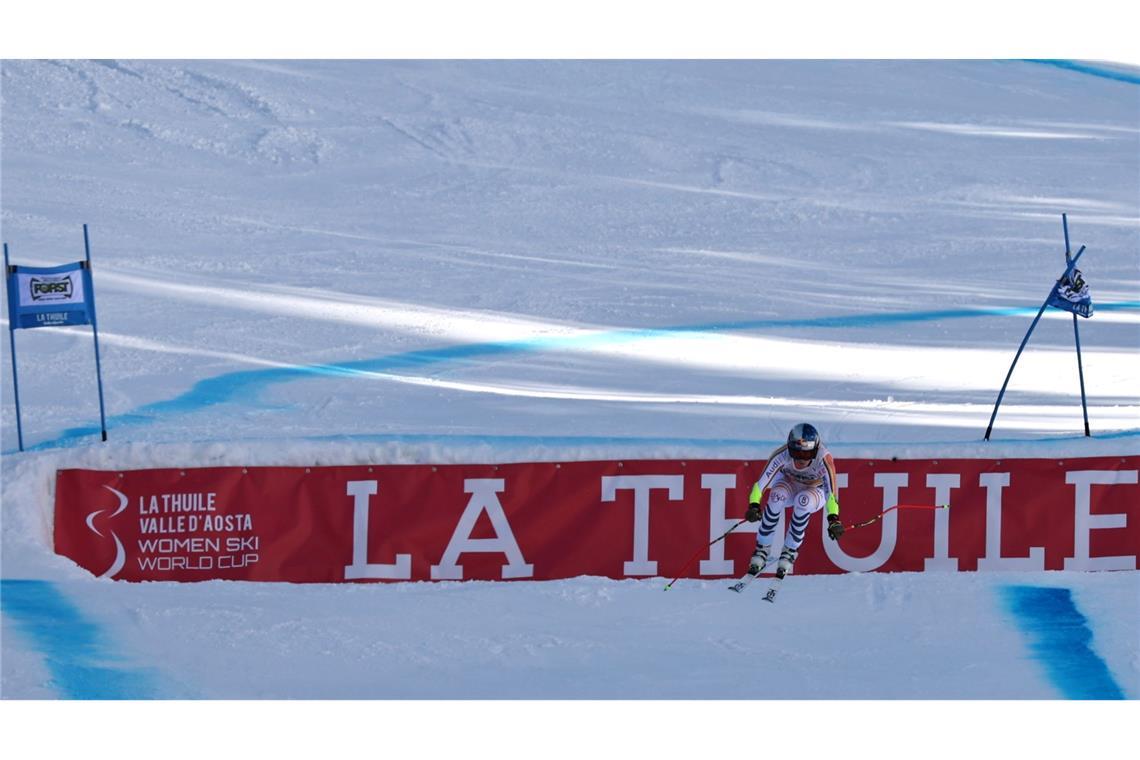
[727,573,761,593]
[762,571,786,603]
[727,558,775,593]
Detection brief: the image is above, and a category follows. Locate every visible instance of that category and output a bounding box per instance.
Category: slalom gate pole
[83,225,109,442]
[4,242,25,451]
[843,503,950,532]
[664,517,748,591]
[984,244,1085,440]
[1063,215,1091,437]
[1073,313,1090,436]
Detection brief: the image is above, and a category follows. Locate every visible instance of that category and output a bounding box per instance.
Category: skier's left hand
[827,513,845,540]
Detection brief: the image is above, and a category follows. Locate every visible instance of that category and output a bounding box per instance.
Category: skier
[744,423,844,578]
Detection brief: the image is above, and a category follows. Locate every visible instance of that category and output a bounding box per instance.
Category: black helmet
[787,423,820,463]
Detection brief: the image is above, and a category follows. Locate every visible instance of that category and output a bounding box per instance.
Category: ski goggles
[790,448,816,462]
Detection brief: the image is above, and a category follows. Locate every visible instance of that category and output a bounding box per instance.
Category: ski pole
[843,503,950,532]
[664,517,749,591]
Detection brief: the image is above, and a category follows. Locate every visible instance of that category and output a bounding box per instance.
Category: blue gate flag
[4,225,109,452]
[6,261,96,329]
[1047,267,1093,318]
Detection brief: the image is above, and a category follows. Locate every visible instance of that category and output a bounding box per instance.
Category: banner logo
[29,275,75,301]
[1048,267,1093,318]
[85,485,129,579]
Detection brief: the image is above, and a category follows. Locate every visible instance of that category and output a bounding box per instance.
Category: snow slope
[1,59,1138,716]
[2,60,1137,450]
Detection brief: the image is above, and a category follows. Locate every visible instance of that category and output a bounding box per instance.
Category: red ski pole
[664,517,749,591]
[843,503,950,532]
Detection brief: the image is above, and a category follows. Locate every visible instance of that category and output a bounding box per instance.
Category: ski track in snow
[10,298,1140,453]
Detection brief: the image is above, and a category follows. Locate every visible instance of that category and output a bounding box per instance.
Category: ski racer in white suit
[745,423,844,578]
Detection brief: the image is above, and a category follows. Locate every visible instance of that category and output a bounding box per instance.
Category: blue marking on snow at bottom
[1,579,160,699]
[13,300,1140,453]
[1001,585,1125,700]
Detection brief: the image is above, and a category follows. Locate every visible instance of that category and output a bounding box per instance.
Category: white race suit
[749,443,839,552]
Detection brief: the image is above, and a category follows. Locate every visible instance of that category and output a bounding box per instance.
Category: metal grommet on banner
[618,462,623,468]
[118,473,123,479]
[555,463,561,469]
[681,461,686,467]
[368,467,373,473]
[1058,461,1064,466]
[305,468,311,473]
[242,468,247,474]
[432,466,437,472]
[180,471,185,477]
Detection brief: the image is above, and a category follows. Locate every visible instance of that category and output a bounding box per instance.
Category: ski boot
[775,547,798,579]
[747,545,769,576]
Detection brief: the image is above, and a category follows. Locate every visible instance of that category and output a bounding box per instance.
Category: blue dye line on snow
[1024,59,1140,86]
[13,300,1140,453]
[1,579,161,699]
[197,428,1140,450]
[21,428,1139,458]
[1001,585,1125,699]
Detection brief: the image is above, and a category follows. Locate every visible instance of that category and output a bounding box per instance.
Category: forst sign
[8,264,91,328]
[54,457,1139,583]
[30,274,75,300]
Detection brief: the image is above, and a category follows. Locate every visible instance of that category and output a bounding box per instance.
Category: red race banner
[54,457,1140,582]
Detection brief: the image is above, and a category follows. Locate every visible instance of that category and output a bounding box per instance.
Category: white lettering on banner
[138,555,216,571]
[601,474,684,576]
[138,492,218,514]
[201,514,252,532]
[823,473,902,572]
[1063,470,1138,571]
[431,479,533,580]
[344,481,412,580]
[139,537,220,554]
[924,474,961,571]
[699,473,749,576]
[977,472,1045,571]
[133,484,258,572]
[217,554,259,569]
[225,537,258,552]
[136,554,258,571]
[138,513,251,534]
[140,515,195,534]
